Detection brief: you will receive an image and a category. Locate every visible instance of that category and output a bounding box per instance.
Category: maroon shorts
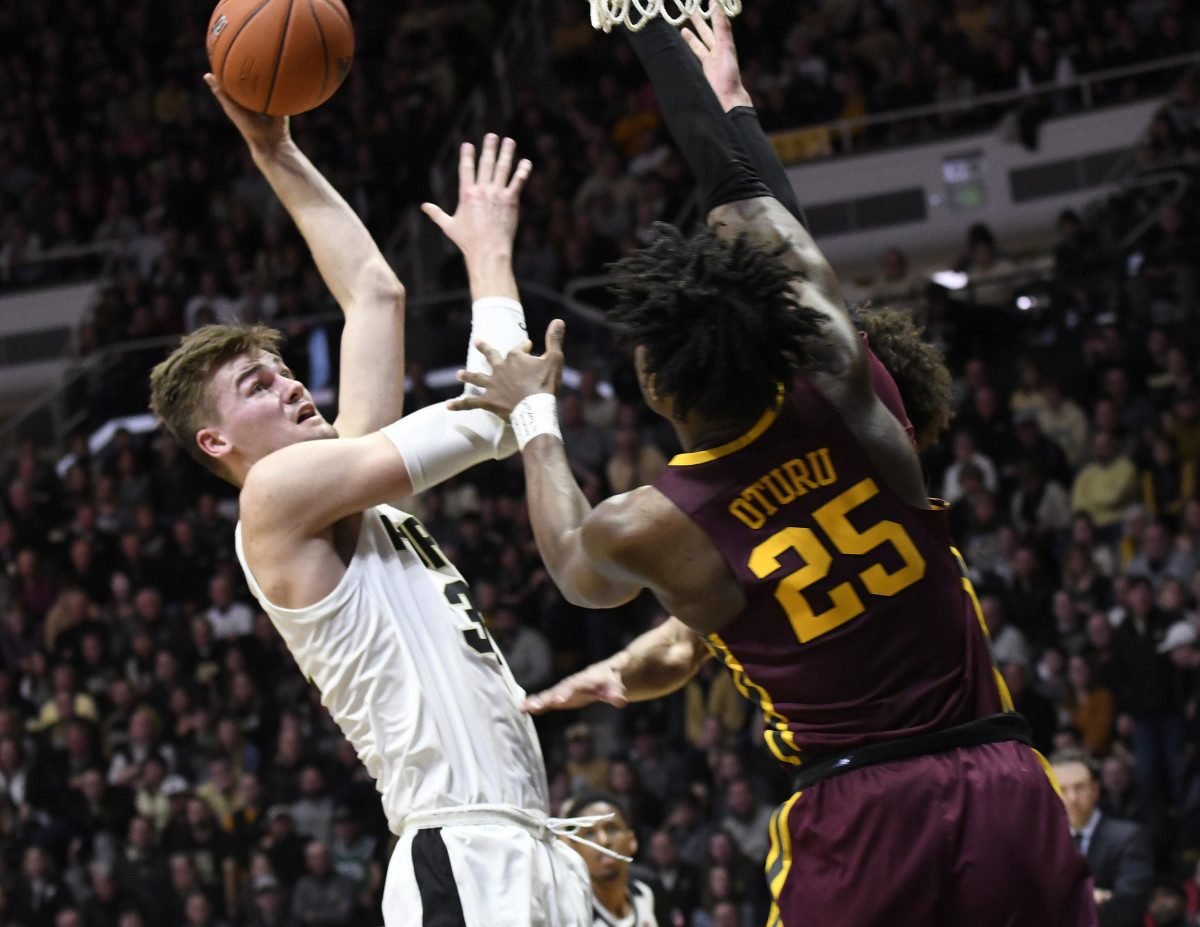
[764,741,1098,927]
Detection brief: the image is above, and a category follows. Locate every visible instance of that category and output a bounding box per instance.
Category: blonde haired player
[149,77,591,927]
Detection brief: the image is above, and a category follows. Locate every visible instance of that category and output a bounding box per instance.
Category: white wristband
[510,393,562,452]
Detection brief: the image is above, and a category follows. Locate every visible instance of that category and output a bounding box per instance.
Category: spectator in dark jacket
[1052,751,1153,927]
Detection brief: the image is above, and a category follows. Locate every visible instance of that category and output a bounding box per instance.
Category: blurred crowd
[2,1,1200,927]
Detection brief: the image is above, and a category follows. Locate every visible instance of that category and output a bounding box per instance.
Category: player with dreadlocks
[454,7,1095,927]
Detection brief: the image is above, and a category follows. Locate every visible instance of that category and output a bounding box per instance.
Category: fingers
[419,202,449,231]
[447,394,487,412]
[474,338,505,366]
[521,693,552,714]
[681,27,708,60]
[545,319,566,356]
[711,1,732,37]
[458,141,477,190]
[204,73,238,115]
[507,158,533,195]
[454,370,491,391]
[691,11,717,48]
[522,681,577,714]
[493,136,515,187]
[477,133,499,186]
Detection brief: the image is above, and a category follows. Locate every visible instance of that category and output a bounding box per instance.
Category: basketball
[206,0,354,117]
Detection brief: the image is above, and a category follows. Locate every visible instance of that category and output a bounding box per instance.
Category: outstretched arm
[682,8,807,228]
[206,74,405,439]
[451,323,646,609]
[622,20,855,362]
[523,616,710,713]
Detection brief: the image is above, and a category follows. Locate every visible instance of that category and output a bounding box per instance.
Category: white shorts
[383,807,593,927]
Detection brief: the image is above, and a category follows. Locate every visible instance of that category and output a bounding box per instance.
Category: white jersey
[592,880,659,927]
[236,504,550,832]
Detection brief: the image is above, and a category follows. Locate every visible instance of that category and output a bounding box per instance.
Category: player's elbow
[556,568,641,611]
[355,259,405,312]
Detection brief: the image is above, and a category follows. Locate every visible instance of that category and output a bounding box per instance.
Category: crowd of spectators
[3,1,1200,926]
[550,0,1200,152]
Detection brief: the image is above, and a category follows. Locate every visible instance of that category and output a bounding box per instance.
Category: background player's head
[608,223,826,429]
[559,789,637,887]
[850,304,954,452]
[149,323,334,486]
[1049,749,1101,831]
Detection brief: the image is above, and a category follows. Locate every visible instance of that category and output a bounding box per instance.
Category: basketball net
[588,0,742,33]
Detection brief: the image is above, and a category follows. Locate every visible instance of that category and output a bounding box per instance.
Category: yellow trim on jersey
[1036,749,1065,799]
[707,634,803,765]
[993,667,1015,712]
[764,791,802,926]
[668,387,784,466]
[951,546,1016,711]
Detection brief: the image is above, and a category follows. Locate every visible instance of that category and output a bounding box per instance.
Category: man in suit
[1051,751,1154,927]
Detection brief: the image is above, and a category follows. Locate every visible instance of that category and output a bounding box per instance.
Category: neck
[676,413,760,454]
[593,881,630,919]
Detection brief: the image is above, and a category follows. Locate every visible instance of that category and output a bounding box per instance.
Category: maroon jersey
[653,365,1004,765]
[864,331,917,450]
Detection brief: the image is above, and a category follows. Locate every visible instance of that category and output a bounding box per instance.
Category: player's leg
[434,824,592,927]
[768,769,942,926]
[940,742,1098,927]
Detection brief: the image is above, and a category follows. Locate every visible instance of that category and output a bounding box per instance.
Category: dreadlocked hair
[608,223,827,424]
[851,303,953,453]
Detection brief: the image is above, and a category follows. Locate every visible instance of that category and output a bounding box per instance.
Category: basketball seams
[209,0,351,116]
[217,0,278,87]
[261,0,297,116]
[307,0,330,114]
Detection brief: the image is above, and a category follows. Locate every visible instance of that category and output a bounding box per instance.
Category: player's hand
[421,134,532,261]
[204,74,291,156]
[681,6,752,112]
[523,661,628,713]
[449,320,565,420]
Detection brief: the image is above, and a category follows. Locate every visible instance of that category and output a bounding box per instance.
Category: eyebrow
[234,363,267,390]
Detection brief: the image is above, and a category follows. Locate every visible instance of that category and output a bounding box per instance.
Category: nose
[280,374,304,403]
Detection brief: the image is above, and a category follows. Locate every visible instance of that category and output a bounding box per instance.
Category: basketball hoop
[588,0,742,33]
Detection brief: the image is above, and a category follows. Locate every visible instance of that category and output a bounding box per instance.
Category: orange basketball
[206,0,354,116]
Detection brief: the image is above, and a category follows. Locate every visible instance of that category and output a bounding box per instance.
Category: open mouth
[297,405,318,424]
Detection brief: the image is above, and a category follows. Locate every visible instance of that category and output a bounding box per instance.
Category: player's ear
[196,427,232,463]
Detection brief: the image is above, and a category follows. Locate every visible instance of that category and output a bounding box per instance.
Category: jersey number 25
[747,478,926,642]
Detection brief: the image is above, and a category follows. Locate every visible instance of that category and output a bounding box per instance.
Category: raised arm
[242,140,539,608]
[206,74,405,438]
[523,616,710,713]
[682,8,808,228]
[621,21,857,366]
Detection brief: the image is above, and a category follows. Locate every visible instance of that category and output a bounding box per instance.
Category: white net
[588,0,742,33]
